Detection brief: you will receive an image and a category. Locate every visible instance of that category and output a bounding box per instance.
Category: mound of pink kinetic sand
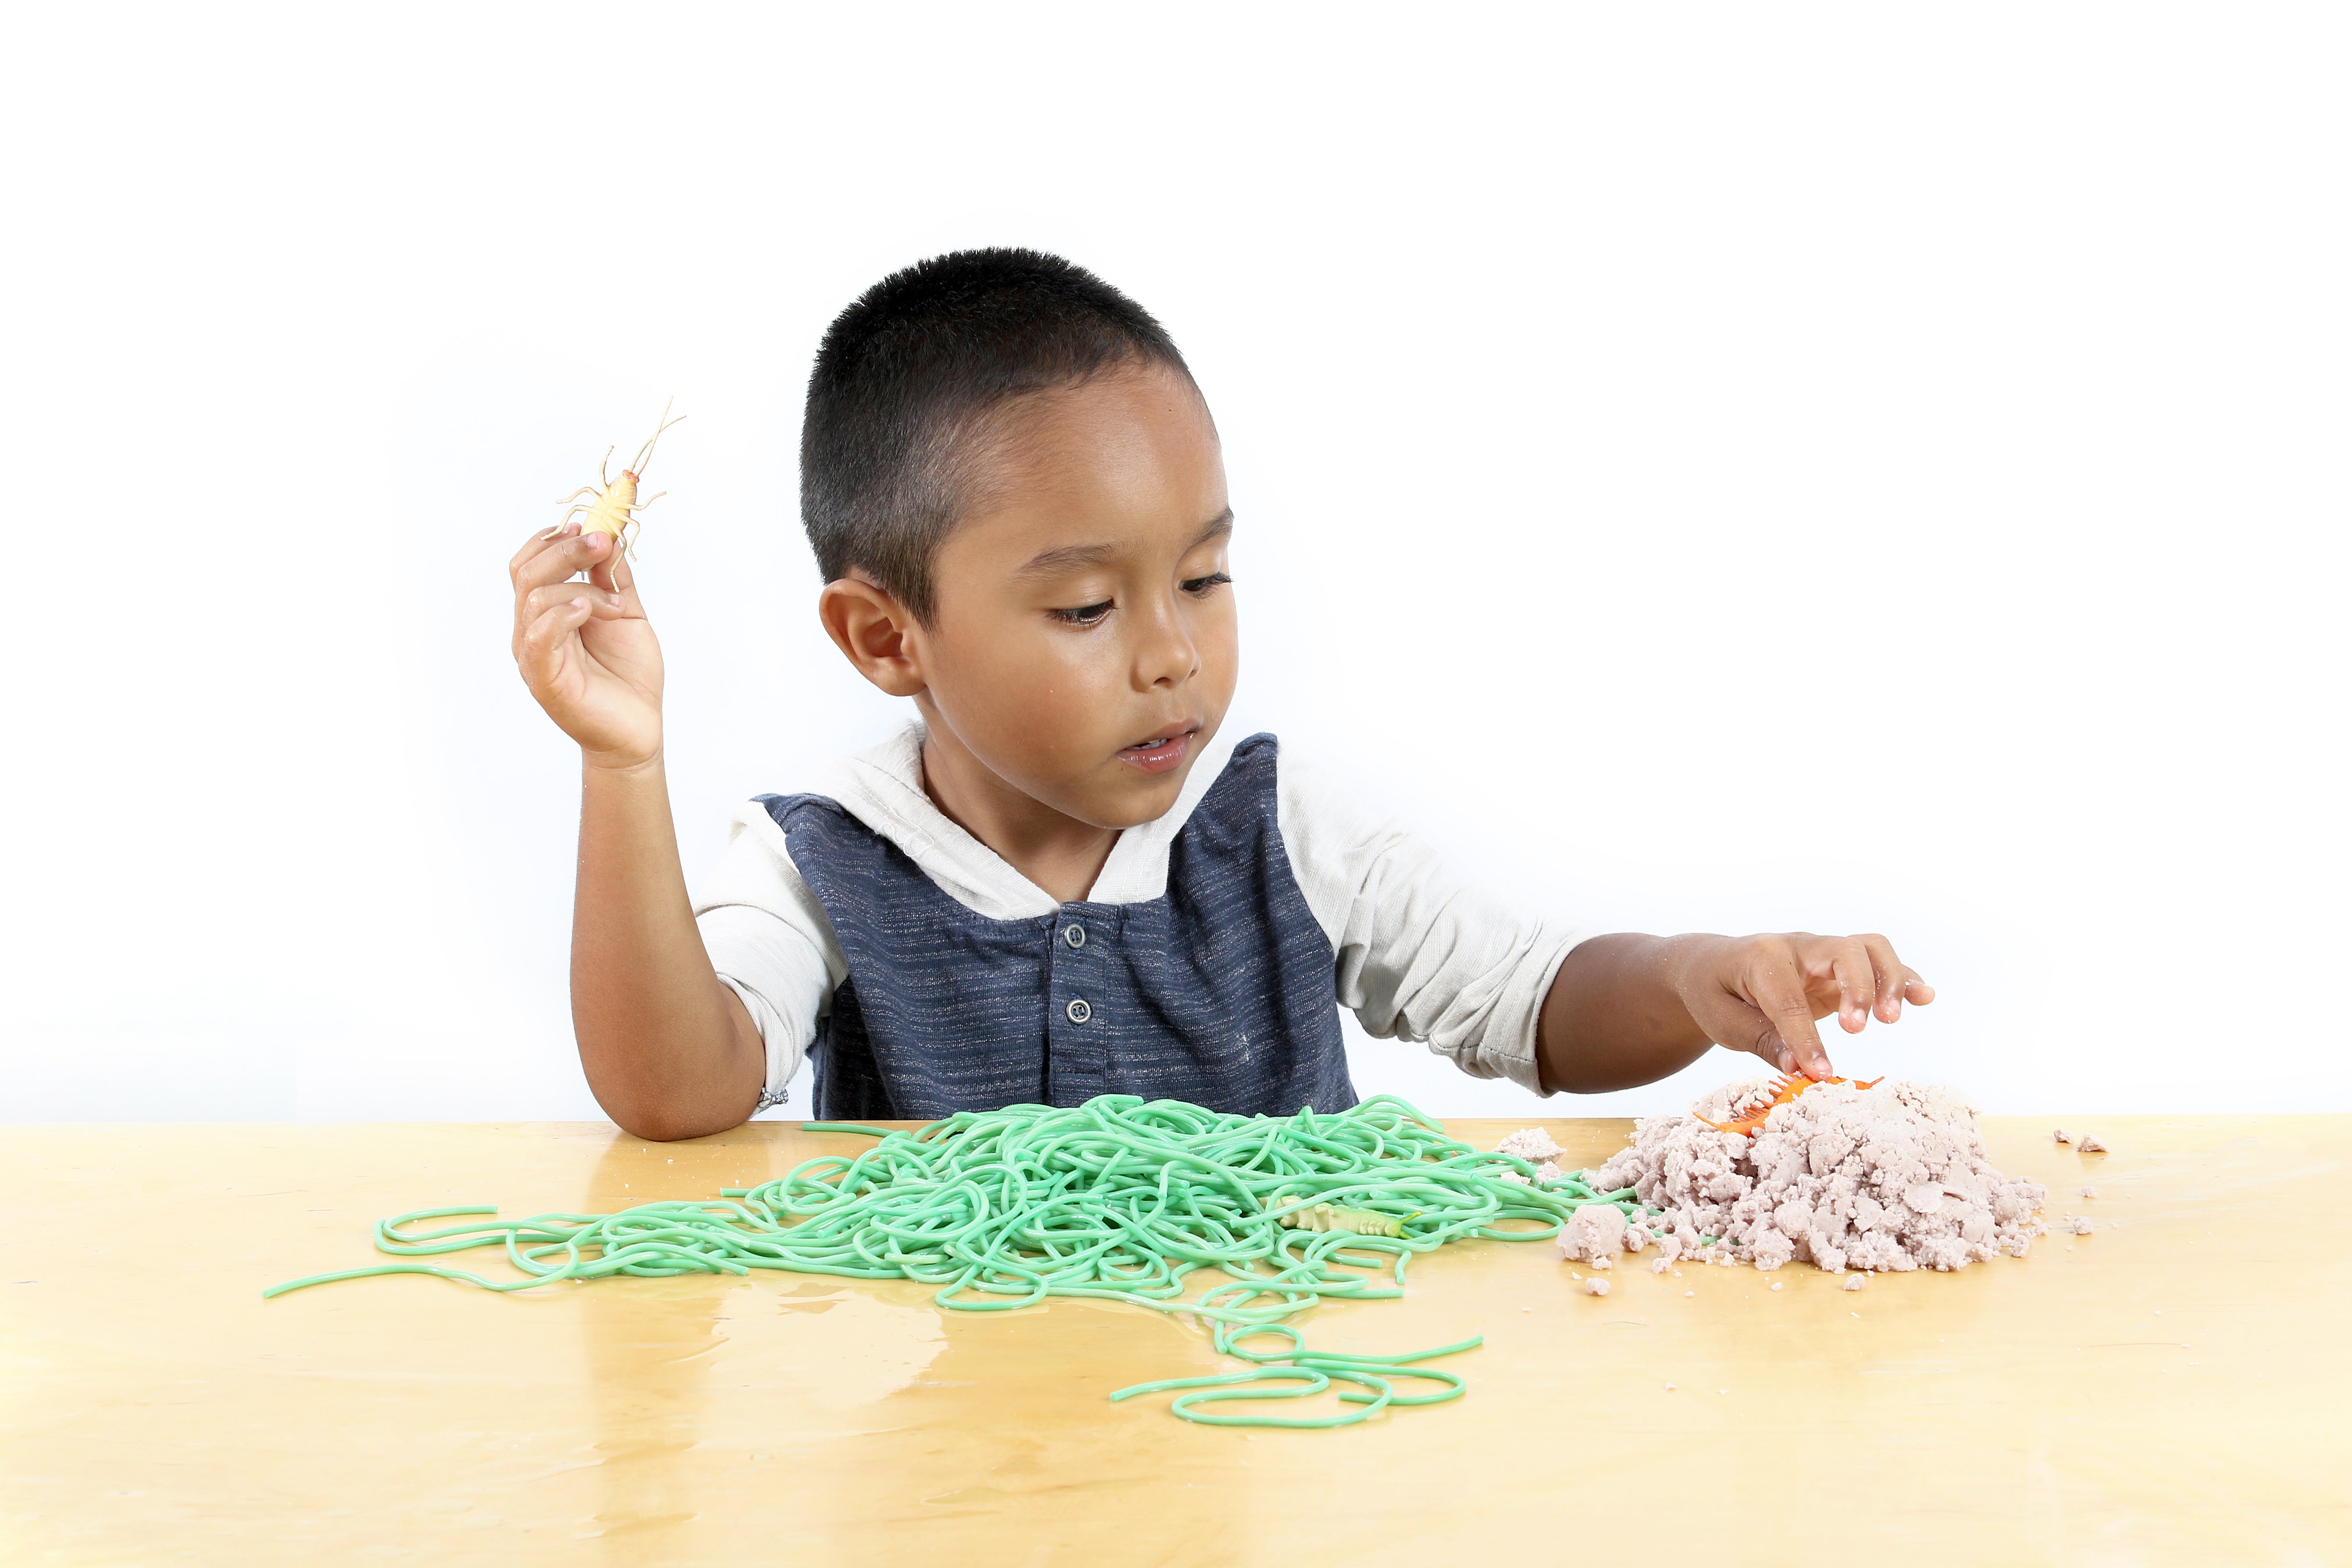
[1541,1077,2049,1274]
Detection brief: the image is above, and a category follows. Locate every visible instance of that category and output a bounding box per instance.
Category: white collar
[813,719,1239,918]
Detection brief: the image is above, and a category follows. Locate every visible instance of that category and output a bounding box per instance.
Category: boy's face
[901,363,1237,832]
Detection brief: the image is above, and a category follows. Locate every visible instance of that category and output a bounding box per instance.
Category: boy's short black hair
[800,247,1193,622]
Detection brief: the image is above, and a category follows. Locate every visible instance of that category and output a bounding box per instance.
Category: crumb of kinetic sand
[2076,1135,2108,1154]
[1585,1277,1610,1297]
[1500,1170,1532,1186]
[1582,1076,2049,1276]
[1842,1273,1866,1292]
[2072,1216,2095,1235]
[1770,1281,1783,1291]
[1557,1203,1630,1265]
[1533,1160,1563,1183]
[1683,1290,1695,1297]
[2053,1128,2072,1144]
[1651,1256,1672,1274]
[1590,1254,1612,1271]
[1497,1128,1568,1164]
[2081,1185,2098,1199]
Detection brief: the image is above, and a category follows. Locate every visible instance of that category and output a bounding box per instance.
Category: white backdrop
[5,5,2345,1123]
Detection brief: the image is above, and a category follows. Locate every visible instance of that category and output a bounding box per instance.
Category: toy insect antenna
[627,396,687,478]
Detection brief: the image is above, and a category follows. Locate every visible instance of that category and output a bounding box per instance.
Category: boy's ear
[817,575,927,698]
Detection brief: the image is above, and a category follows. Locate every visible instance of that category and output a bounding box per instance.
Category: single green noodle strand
[264,1094,1644,1425]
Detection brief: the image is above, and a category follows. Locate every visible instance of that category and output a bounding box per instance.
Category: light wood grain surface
[4,1116,2345,1565]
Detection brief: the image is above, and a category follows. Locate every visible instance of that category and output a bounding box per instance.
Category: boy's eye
[1182,572,1233,595]
[1049,600,1114,626]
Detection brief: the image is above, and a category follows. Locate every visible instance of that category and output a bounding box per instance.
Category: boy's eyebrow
[1014,541,1119,578]
[1012,509,1235,578]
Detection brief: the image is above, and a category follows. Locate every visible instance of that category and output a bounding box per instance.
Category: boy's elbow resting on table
[604,1090,757,1143]
[583,990,768,1142]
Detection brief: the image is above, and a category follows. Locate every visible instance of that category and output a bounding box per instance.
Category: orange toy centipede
[1694,1074,1884,1138]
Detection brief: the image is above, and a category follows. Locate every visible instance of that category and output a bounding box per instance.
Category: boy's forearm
[571,755,764,1139]
[1534,934,1721,1094]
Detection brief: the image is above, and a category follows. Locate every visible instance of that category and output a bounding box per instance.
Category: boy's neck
[915,718,1119,906]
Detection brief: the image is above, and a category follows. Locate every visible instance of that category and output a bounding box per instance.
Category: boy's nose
[1132,605,1198,689]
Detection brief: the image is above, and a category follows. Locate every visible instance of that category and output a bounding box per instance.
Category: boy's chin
[1071,763,1192,832]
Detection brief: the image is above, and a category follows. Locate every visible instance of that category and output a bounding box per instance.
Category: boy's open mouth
[1116,726,1197,776]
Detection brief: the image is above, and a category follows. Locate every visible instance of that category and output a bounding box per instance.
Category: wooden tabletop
[4,1115,2345,1565]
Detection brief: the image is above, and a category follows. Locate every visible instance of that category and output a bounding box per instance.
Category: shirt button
[1063,921,1087,949]
[1065,997,1092,1025]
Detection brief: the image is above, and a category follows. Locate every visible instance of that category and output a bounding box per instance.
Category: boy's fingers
[508,525,553,576]
[1749,1023,1795,1075]
[521,582,629,626]
[1858,934,1914,1022]
[588,548,622,599]
[510,520,569,575]
[1742,1015,1799,1076]
[511,527,612,595]
[591,546,653,614]
[1749,955,1834,1079]
[517,596,593,688]
[514,576,625,662]
[1827,939,1875,1034]
[510,516,582,577]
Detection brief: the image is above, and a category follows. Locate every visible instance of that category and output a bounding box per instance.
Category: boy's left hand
[1672,933,1933,1081]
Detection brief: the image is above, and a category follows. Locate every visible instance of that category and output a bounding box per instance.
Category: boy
[507,249,1932,1140]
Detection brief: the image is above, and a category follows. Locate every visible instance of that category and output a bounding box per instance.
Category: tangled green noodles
[265,1094,1637,1427]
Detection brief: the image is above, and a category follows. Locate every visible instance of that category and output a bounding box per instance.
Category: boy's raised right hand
[509,520,663,770]
[512,517,764,1140]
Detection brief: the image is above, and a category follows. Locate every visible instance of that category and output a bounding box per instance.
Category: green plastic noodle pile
[265,1094,1639,1428]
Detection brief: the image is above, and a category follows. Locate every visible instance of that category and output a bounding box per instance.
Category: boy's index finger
[513,531,606,596]
[1748,949,1834,1080]
[510,518,572,577]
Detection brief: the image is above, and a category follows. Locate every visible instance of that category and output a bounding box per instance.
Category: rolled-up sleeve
[1277,749,1589,1095]
[691,803,846,1112]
